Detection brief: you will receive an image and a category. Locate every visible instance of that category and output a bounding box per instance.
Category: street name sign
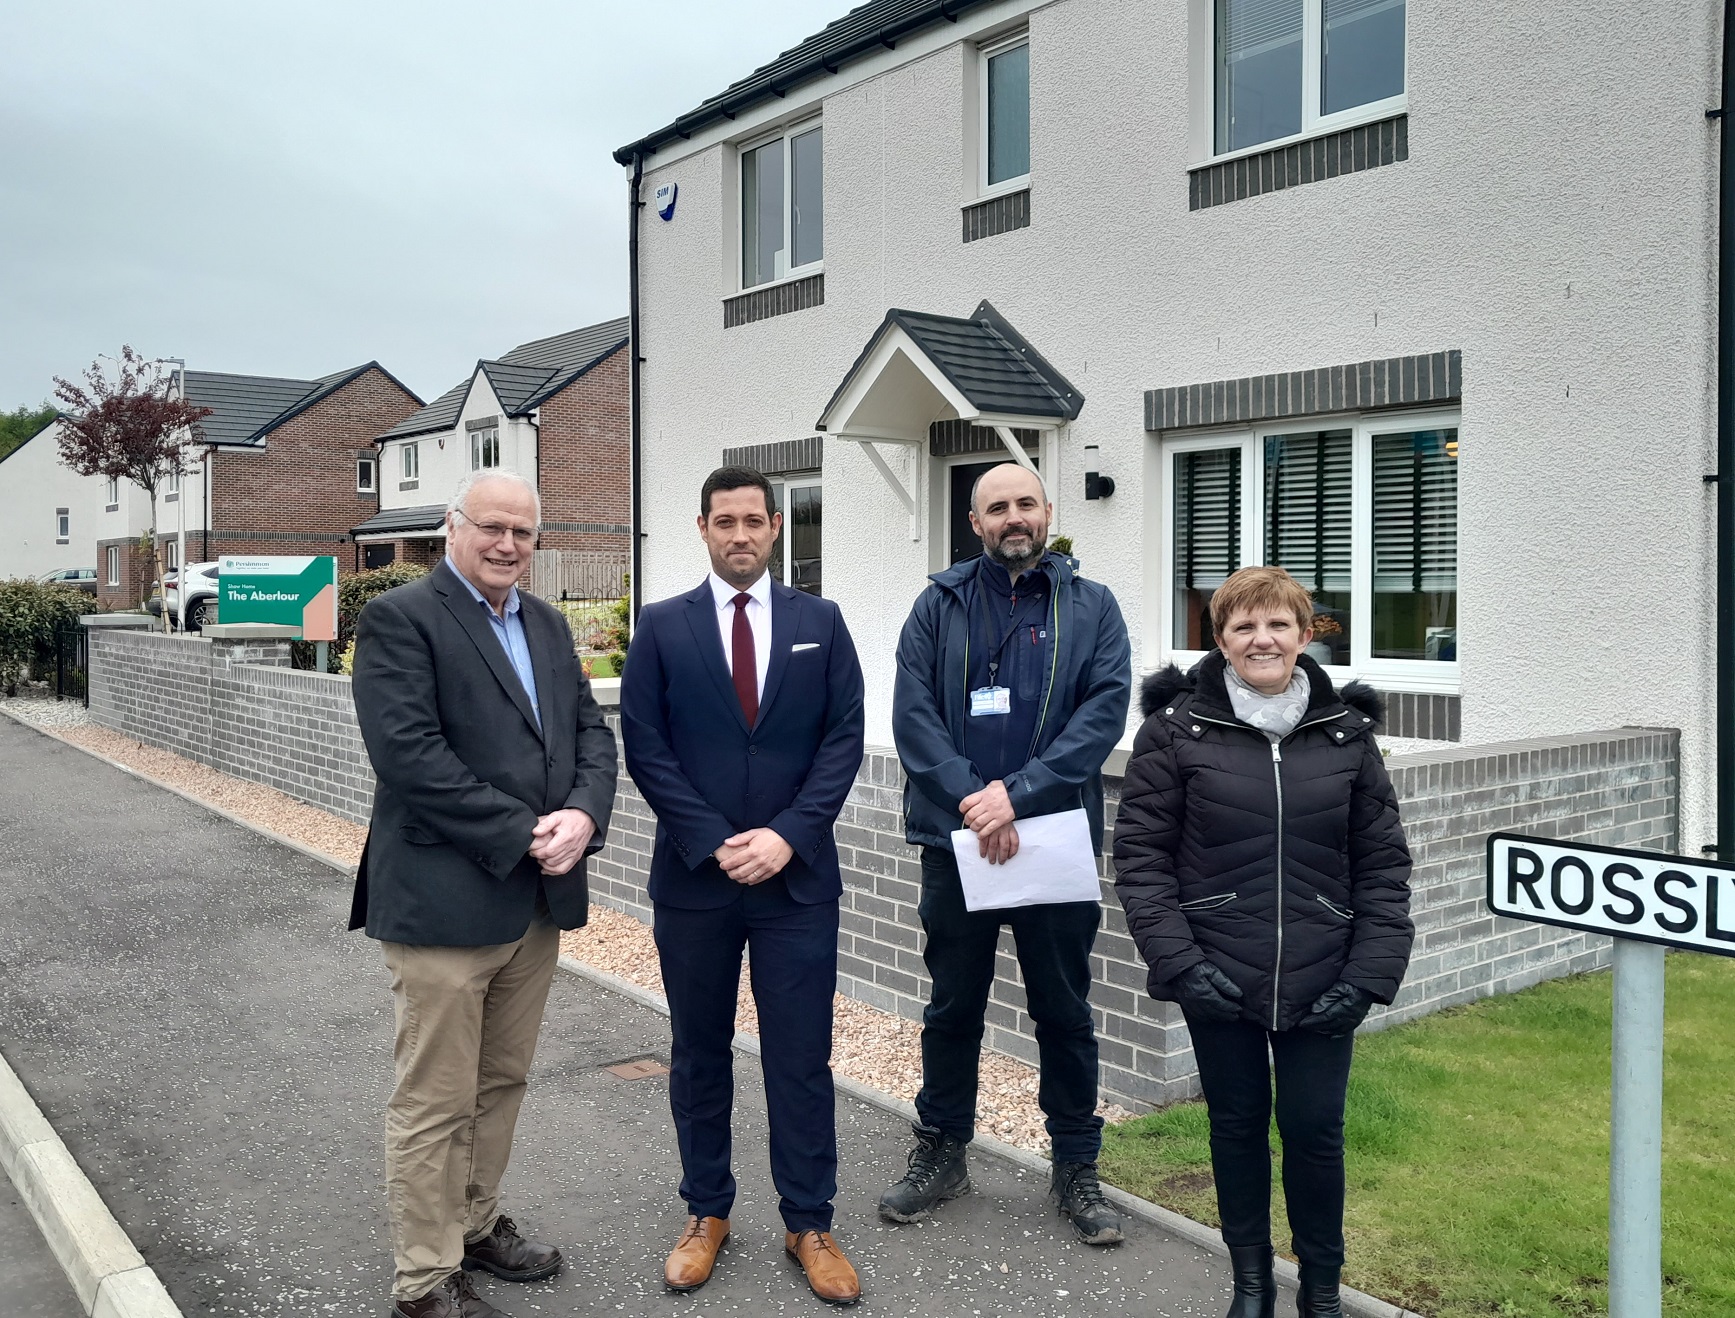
[1486,832,1734,1318]
[217,556,338,642]
[1487,834,1735,955]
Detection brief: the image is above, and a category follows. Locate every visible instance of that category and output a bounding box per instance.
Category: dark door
[364,543,396,569]
[947,455,1039,565]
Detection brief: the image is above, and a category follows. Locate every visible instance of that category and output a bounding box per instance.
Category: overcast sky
[0,0,845,407]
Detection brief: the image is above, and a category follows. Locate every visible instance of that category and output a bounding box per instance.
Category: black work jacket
[1111,652,1414,1030]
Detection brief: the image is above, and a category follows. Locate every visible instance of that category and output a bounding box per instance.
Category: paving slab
[0,715,1227,1316]
[0,1177,87,1318]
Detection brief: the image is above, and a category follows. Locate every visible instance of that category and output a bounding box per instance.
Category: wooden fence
[530,550,628,602]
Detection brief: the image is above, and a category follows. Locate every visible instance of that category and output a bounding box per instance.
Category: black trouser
[915,846,1104,1163]
[1184,1014,1356,1267]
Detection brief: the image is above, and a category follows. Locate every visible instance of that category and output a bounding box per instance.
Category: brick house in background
[94,362,421,611]
[353,318,629,593]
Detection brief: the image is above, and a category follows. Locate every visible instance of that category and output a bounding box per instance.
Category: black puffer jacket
[1112,652,1414,1031]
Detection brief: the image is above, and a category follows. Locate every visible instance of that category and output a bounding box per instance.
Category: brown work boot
[664,1215,730,1292]
[462,1215,562,1282]
[392,1270,509,1317]
[784,1229,861,1305]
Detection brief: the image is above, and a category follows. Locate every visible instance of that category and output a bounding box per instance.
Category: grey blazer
[349,560,617,946]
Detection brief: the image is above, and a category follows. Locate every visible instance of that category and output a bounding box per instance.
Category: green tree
[0,402,56,463]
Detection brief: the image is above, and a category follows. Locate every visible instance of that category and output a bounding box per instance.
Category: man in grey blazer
[351,470,617,1318]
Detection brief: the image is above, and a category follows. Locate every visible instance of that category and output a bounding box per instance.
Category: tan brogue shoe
[664,1215,729,1292]
[784,1229,861,1305]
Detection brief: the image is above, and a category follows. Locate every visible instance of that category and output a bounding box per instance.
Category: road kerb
[0,1052,185,1318]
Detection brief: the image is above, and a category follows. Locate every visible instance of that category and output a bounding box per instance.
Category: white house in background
[615,0,1720,846]
[0,419,151,584]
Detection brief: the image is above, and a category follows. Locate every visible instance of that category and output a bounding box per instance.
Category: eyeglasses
[454,509,539,546]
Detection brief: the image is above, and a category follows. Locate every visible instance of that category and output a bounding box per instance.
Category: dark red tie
[731,592,758,727]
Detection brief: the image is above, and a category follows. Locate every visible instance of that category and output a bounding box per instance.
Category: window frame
[470,426,500,472]
[401,441,420,487]
[768,473,824,596]
[977,30,1032,199]
[104,476,119,510]
[357,455,378,494]
[106,545,120,586]
[1201,0,1407,166]
[1159,407,1459,694]
[736,116,824,293]
[164,467,180,502]
[55,507,70,544]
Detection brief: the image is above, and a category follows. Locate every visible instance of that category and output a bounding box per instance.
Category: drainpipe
[628,151,646,623]
[1720,0,1734,860]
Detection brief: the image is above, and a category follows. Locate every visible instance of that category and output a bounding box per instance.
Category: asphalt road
[0,714,1227,1316]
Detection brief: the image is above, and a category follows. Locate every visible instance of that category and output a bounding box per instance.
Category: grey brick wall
[87,632,1677,1111]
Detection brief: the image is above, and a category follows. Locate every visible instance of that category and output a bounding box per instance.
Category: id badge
[969,685,1012,717]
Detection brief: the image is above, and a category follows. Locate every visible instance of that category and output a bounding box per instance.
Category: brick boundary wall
[87,630,1678,1110]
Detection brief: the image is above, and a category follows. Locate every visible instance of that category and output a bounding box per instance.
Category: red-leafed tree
[53,347,212,628]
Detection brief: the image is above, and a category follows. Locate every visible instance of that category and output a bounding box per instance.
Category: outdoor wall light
[1083,444,1115,500]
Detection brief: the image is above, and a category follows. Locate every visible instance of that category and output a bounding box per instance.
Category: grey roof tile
[350,503,448,537]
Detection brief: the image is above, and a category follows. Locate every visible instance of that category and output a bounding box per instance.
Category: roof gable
[183,363,417,448]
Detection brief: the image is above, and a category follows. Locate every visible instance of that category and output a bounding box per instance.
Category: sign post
[1487,834,1735,1318]
[217,556,338,668]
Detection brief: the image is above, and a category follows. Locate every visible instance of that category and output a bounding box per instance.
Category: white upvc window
[401,442,420,484]
[979,32,1030,195]
[105,477,119,508]
[55,508,70,544]
[1162,409,1458,691]
[165,467,181,502]
[739,118,823,290]
[470,427,500,471]
[1212,0,1406,157]
[357,455,377,493]
[164,538,179,571]
[106,545,120,586]
[768,476,823,596]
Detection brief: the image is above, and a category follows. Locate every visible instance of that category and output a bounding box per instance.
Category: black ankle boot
[1224,1243,1275,1318]
[1296,1263,1344,1318]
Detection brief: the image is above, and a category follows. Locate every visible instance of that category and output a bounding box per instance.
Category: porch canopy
[814,300,1083,536]
[350,503,447,543]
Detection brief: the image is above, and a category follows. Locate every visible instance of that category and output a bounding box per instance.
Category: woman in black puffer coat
[1113,567,1413,1318]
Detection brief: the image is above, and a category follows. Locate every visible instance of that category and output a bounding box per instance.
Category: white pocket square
[791,642,820,652]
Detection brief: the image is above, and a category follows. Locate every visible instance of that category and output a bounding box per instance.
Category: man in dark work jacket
[351,470,617,1318]
[883,462,1131,1245]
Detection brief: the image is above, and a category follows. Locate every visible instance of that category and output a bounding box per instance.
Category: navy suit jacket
[620,578,865,910]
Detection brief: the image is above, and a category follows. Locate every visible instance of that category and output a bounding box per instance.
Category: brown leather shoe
[392,1270,509,1317]
[784,1230,861,1305]
[664,1215,730,1292]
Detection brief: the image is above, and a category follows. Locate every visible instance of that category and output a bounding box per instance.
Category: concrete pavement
[0,714,1229,1316]
[0,1178,85,1318]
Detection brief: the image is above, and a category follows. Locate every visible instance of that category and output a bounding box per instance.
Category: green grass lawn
[1100,956,1734,1318]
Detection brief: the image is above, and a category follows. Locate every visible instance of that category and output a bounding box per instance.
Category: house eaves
[612,0,1004,165]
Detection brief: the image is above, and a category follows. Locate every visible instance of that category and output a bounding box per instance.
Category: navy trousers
[915,846,1104,1163]
[652,878,839,1233]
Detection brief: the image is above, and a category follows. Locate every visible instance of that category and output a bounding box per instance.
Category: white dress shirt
[708,570,772,700]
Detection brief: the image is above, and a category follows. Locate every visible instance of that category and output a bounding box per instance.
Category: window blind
[1174,448,1242,591]
[1263,430,1352,592]
[1372,429,1457,593]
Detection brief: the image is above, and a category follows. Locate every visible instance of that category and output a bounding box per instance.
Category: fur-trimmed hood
[1138,651,1385,727]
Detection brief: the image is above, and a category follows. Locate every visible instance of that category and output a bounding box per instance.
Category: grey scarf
[1224,665,1311,743]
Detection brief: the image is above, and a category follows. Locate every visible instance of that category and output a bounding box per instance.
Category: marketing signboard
[217,556,338,641]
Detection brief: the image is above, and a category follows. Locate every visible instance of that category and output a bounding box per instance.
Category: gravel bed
[0,689,95,730]
[8,708,1119,1154]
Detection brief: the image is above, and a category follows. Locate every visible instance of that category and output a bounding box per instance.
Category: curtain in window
[1372,428,1457,660]
[1173,448,1241,648]
[1263,429,1352,659]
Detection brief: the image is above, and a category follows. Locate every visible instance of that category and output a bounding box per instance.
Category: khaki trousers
[382,920,561,1300]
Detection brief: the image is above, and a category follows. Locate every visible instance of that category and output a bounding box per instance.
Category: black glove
[1170,962,1245,1022]
[1296,981,1374,1036]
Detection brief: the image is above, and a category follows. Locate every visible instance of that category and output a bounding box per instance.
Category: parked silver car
[165,562,220,631]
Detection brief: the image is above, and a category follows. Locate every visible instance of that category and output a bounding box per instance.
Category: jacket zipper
[1184,707,1348,1028]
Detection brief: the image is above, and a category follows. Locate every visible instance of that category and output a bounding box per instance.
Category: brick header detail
[962,188,1030,243]
[1144,349,1461,432]
[724,273,825,328]
[723,436,822,474]
[927,419,1038,458]
[1190,114,1408,211]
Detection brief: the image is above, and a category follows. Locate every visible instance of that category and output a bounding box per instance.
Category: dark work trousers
[915,846,1104,1163]
[653,877,840,1233]
[1184,1013,1357,1267]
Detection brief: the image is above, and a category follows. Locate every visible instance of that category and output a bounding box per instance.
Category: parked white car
[165,562,220,631]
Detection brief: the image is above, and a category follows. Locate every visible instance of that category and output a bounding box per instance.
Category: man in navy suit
[620,466,865,1305]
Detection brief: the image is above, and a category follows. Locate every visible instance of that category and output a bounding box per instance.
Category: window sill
[164,493,179,503]
[1189,112,1408,212]
[105,504,118,513]
[399,480,420,491]
[724,271,825,329]
[962,188,1030,244]
[964,177,1030,208]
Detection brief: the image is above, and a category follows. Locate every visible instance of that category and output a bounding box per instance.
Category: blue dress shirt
[448,558,540,730]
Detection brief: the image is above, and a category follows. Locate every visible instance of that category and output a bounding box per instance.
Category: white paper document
[951,808,1101,912]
